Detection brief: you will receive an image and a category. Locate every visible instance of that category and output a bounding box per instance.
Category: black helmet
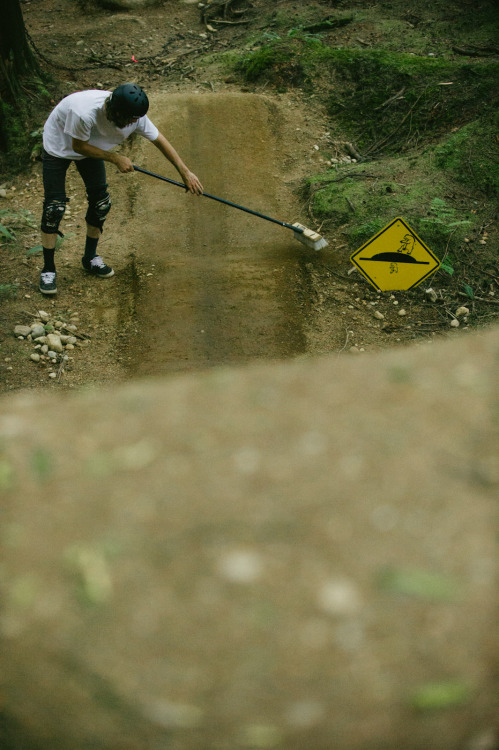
[110,83,149,118]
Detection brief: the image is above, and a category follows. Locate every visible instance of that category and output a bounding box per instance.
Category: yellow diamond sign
[350,217,440,291]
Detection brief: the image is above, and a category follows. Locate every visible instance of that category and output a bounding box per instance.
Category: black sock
[42,247,56,272]
[84,236,99,260]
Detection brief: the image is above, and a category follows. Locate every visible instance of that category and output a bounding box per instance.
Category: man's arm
[72,138,134,173]
[152,132,203,194]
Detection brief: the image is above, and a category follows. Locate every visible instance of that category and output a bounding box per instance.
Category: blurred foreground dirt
[0,327,497,750]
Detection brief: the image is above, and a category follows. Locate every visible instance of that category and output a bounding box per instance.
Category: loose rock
[31,324,46,339]
[46,334,64,353]
[13,325,31,338]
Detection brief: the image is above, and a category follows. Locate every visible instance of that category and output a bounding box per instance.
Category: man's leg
[77,158,114,278]
[39,151,71,294]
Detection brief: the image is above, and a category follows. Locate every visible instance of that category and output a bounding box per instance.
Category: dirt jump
[124,92,313,375]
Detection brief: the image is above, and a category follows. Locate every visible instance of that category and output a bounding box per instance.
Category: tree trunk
[0,0,42,151]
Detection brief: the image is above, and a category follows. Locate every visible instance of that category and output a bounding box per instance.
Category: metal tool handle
[133,165,302,233]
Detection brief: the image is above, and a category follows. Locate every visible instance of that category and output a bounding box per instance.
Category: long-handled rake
[133,165,328,251]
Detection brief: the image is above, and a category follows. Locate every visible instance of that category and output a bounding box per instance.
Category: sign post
[350,217,440,292]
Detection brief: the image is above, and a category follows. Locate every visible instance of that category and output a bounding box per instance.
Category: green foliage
[418,197,471,250]
[27,233,75,256]
[348,218,388,247]
[0,223,15,241]
[324,51,499,154]
[0,208,37,241]
[411,681,471,711]
[306,157,479,264]
[235,37,498,153]
[378,566,460,601]
[434,116,499,197]
[440,259,455,276]
[236,39,307,89]
[0,283,19,300]
[31,448,54,480]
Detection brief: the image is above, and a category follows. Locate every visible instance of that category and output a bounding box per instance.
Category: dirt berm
[0,326,497,750]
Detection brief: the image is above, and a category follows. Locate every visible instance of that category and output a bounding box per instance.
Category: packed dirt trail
[123,92,317,376]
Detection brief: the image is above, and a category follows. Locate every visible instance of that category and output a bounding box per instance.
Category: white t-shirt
[43,89,159,160]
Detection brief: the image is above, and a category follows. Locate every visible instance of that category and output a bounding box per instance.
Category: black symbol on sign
[359,252,430,265]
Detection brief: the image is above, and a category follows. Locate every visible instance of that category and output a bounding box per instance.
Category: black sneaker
[82,255,114,278]
[39,270,57,295]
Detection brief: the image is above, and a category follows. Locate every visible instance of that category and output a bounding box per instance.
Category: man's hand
[181,169,204,195]
[152,133,203,195]
[72,138,134,172]
[113,154,134,173]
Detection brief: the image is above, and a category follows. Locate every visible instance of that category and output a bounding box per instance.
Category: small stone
[46,333,64,353]
[30,353,41,362]
[14,325,31,337]
[49,372,57,378]
[450,318,460,328]
[318,578,362,616]
[456,306,470,318]
[60,335,77,345]
[41,345,49,354]
[48,351,57,359]
[398,308,407,316]
[31,324,46,339]
[374,311,384,320]
[38,311,50,322]
[217,549,263,584]
[425,288,438,302]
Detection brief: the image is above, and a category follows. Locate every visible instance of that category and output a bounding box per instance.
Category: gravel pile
[13,310,88,381]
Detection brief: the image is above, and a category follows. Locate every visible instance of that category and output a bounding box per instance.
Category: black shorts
[42,149,108,204]
[41,149,110,231]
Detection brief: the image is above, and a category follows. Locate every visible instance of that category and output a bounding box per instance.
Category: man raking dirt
[39,83,203,295]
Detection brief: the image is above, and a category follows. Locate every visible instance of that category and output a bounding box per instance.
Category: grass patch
[235,39,498,152]
[236,37,316,90]
[434,114,499,197]
[0,283,19,300]
[323,50,499,154]
[306,154,477,260]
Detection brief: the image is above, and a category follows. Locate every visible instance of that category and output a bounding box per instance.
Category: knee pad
[86,193,111,231]
[41,199,66,235]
